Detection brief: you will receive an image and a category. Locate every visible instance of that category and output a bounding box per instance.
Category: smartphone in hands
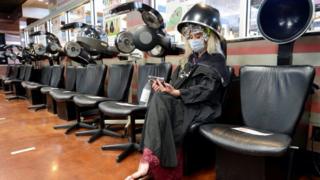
[148,75,166,86]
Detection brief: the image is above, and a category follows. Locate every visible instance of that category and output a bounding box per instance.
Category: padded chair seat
[98,101,147,116]
[22,81,39,88]
[73,95,113,108]
[3,77,10,81]
[200,124,291,157]
[40,86,59,94]
[25,83,46,90]
[50,89,80,102]
[8,79,23,83]
[4,79,13,84]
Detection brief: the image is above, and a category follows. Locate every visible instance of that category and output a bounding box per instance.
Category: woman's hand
[152,79,181,97]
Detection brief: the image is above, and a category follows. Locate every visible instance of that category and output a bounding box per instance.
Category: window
[309,0,320,31]
[99,0,128,45]
[51,14,67,46]
[38,23,48,46]
[68,2,93,41]
[95,0,105,30]
[206,0,246,40]
[69,2,92,24]
[28,27,37,44]
[157,0,245,42]
[247,0,262,37]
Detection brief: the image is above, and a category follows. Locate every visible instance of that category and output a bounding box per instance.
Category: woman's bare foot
[125,161,149,180]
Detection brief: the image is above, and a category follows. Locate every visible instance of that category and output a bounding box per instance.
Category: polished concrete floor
[0,92,214,180]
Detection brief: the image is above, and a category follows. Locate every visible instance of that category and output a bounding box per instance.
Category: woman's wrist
[172,89,181,97]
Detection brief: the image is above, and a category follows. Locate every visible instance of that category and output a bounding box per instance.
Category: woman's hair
[180,31,223,66]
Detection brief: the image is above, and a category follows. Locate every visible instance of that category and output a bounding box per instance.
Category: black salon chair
[6,65,33,100]
[74,64,134,141]
[24,65,64,110]
[50,66,86,120]
[41,66,77,114]
[52,64,107,132]
[3,65,20,94]
[22,65,52,104]
[35,66,64,112]
[4,65,25,98]
[200,66,315,180]
[98,62,172,162]
[0,65,13,90]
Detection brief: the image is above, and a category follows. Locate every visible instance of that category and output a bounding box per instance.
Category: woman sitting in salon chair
[126,3,229,180]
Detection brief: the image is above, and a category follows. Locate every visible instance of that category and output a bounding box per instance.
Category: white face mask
[188,39,205,53]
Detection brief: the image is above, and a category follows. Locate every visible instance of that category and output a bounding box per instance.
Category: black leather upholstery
[73,64,133,107]
[38,66,52,85]
[78,64,107,95]
[21,65,36,88]
[40,65,64,94]
[99,63,172,116]
[107,64,134,101]
[49,65,64,88]
[4,65,25,84]
[50,65,106,102]
[1,65,12,79]
[10,66,20,79]
[4,65,20,83]
[200,66,315,156]
[65,66,77,91]
[241,66,314,134]
[10,65,33,83]
[200,124,291,156]
[73,95,112,107]
[24,65,33,81]
[49,67,85,102]
[18,66,26,80]
[98,102,147,116]
[23,66,52,89]
[41,66,76,94]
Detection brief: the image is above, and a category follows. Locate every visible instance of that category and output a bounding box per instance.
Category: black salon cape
[141,52,228,168]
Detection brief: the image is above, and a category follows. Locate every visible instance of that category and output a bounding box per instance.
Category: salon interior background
[1,0,320,151]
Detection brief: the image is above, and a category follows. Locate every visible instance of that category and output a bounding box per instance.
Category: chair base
[53,121,77,129]
[76,128,124,143]
[28,104,47,111]
[183,128,215,175]
[4,90,13,95]
[56,101,76,121]
[215,147,289,180]
[101,142,141,163]
[46,94,56,114]
[64,122,97,134]
[6,95,27,101]
[12,82,26,97]
[27,89,45,106]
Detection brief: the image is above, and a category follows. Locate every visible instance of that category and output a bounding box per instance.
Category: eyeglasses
[181,24,207,40]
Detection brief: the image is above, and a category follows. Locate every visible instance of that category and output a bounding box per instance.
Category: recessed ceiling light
[38,0,44,2]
